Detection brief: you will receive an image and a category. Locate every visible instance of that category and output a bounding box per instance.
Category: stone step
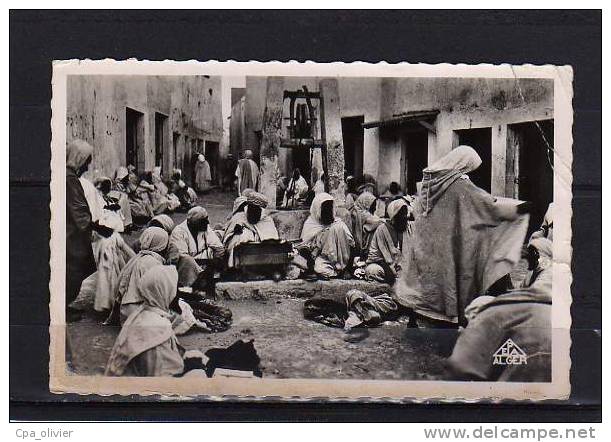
[214,279,391,301]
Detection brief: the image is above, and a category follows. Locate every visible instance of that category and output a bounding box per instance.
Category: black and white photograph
[49,61,573,400]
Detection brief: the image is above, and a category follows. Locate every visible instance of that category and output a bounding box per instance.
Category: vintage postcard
[49,60,573,401]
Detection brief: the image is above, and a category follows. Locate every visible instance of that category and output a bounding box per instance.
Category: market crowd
[66,139,553,381]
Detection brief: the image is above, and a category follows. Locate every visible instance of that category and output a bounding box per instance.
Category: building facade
[67,75,223,183]
[231,76,554,227]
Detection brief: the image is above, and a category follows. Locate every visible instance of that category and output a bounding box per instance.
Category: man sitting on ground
[350,191,383,259]
[282,168,310,208]
[106,266,185,377]
[223,191,279,269]
[380,181,404,202]
[112,226,169,324]
[364,198,410,284]
[530,202,554,242]
[168,206,225,287]
[169,169,197,211]
[300,192,355,279]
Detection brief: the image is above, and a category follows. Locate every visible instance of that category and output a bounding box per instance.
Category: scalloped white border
[49,59,573,402]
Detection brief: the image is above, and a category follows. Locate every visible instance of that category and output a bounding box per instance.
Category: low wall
[269,209,309,241]
[215,279,391,300]
[269,206,352,241]
[74,272,391,310]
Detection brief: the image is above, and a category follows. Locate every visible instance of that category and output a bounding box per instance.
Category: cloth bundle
[303,297,347,328]
[344,290,399,329]
[303,289,399,329]
[173,294,232,333]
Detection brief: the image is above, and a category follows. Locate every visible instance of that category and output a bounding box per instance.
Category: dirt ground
[68,297,455,380]
[67,187,528,380]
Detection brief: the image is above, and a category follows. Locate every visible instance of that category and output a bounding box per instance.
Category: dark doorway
[401,129,429,195]
[290,148,312,187]
[190,140,199,186]
[254,130,263,163]
[172,132,180,171]
[342,116,364,178]
[511,120,554,236]
[205,141,220,184]
[154,113,168,171]
[455,127,492,193]
[183,136,191,183]
[125,107,144,173]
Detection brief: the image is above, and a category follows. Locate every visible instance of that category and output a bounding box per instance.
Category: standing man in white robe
[235,149,259,196]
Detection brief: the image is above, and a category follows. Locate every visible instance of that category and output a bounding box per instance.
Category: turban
[401,194,414,205]
[528,237,553,259]
[115,166,129,181]
[232,196,248,216]
[354,192,377,212]
[246,191,269,209]
[387,198,408,220]
[152,166,163,181]
[187,206,209,223]
[139,226,169,253]
[94,176,112,187]
[66,139,93,170]
[357,183,376,194]
[150,214,175,234]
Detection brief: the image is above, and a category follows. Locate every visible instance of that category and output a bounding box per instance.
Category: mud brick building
[66,75,223,184]
[231,76,554,230]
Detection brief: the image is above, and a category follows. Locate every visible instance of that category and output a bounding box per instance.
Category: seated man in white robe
[223,191,279,269]
[529,202,554,241]
[282,168,310,208]
[300,192,355,279]
[365,198,410,284]
[167,206,225,287]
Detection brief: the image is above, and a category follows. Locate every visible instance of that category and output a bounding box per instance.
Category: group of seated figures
[161,178,413,288]
[110,165,199,232]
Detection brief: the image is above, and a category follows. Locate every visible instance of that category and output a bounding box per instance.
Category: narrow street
[68,187,453,380]
[68,187,527,380]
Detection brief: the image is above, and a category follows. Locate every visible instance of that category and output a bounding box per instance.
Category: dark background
[9,10,602,421]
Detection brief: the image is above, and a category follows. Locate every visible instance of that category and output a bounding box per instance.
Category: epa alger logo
[493,339,528,365]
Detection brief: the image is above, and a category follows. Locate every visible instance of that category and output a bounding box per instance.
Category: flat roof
[362,110,439,129]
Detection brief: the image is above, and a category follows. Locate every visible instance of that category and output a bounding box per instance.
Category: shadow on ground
[68,297,455,380]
